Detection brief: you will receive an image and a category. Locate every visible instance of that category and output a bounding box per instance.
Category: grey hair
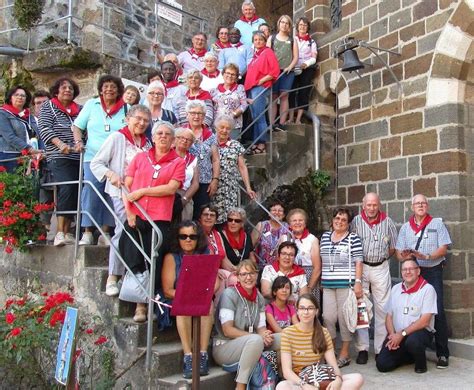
[146,80,165,94]
[252,30,266,41]
[127,104,151,119]
[411,194,428,205]
[185,99,206,113]
[204,52,218,62]
[227,207,247,221]
[186,69,203,81]
[175,127,196,141]
[241,0,256,10]
[214,114,235,129]
[151,121,175,138]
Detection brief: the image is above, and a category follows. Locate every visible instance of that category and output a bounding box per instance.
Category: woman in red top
[244,31,279,154]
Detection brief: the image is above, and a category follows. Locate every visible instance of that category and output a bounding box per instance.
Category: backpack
[248,352,278,390]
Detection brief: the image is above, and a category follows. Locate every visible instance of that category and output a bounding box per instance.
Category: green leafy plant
[12,0,45,31]
[0,156,53,252]
[310,169,332,198]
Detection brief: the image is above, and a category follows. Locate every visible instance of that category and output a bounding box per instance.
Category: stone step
[81,245,109,267]
[448,338,474,361]
[156,366,235,390]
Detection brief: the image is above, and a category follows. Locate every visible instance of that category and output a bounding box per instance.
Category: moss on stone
[0,62,35,97]
[58,50,100,70]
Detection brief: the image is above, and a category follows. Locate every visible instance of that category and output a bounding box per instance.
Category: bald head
[362,192,381,220]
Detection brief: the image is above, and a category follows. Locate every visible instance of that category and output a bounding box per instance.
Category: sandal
[251,145,266,155]
[337,357,351,368]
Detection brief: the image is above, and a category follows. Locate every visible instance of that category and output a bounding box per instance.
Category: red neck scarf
[231,42,243,48]
[240,14,259,24]
[164,79,179,89]
[224,225,246,250]
[217,82,238,93]
[1,104,30,119]
[235,283,257,302]
[175,68,184,81]
[100,95,126,118]
[272,261,306,278]
[147,146,179,165]
[409,214,433,235]
[297,34,310,41]
[218,139,231,148]
[50,97,80,117]
[361,210,387,227]
[185,89,212,101]
[182,123,213,142]
[118,126,147,148]
[189,47,206,60]
[201,68,220,78]
[290,227,310,241]
[402,276,428,294]
[253,47,267,60]
[215,40,231,49]
[175,149,196,168]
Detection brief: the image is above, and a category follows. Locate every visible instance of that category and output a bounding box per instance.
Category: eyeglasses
[238,272,257,278]
[178,234,199,241]
[280,252,295,258]
[227,217,242,223]
[201,212,217,218]
[153,131,173,137]
[176,136,193,142]
[297,306,316,313]
[13,94,26,98]
[188,111,204,116]
[223,72,238,77]
[412,202,428,207]
[131,116,150,123]
[401,267,419,273]
[270,208,284,213]
[148,92,164,97]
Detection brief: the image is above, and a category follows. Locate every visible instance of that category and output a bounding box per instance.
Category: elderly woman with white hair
[184,100,220,219]
[90,105,152,297]
[200,52,224,92]
[177,69,214,127]
[146,81,177,140]
[120,121,186,322]
[212,115,255,225]
[173,127,199,220]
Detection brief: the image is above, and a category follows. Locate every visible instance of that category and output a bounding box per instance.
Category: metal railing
[0,0,207,66]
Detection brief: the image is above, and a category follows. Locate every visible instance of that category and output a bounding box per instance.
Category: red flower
[85,328,94,334]
[94,335,107,345]
[8,327,22,337]
[3,200,12,208]
[37,234,46,241]
[49,308,66,327]
[73,349,82,362]
[37,317,44,324]
[5,245,13,254]
[15,298,26,306]
[5,312,16,324]
[21,149,29,156]
[41,292,48,297]
[0,166,6,172]
[5,299,14,308]
[18,211,33,220]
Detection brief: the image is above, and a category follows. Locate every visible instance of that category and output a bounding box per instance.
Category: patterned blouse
[210,83,248,129]
[188,128,216,184]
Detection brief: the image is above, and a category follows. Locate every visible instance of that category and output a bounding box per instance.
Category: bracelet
[212,177,219,181]
[74,140,83,144]
[355,278,362,284]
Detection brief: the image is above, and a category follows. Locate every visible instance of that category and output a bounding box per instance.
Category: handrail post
[146,229,157,375]
[101,1,105,54]
[67,0,72,44]
[268,89,273,163]
[74,150,84,259]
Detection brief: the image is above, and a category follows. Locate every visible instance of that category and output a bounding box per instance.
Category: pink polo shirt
[126,148,186,221]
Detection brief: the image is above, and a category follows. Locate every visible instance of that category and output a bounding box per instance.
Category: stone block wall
[307,0,474,338]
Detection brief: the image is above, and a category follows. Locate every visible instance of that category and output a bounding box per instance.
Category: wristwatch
[401,329,407,337]
[355,278,362,284]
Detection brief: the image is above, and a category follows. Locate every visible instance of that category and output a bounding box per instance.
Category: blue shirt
[234,18,266,48]
[73,97,128,161]
[218,45,253,75]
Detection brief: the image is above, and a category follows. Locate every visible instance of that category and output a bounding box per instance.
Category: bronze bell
[341,49,365,72]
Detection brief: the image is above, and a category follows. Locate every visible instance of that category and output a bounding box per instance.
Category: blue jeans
[420,263,449,358]
[248,86,270,144]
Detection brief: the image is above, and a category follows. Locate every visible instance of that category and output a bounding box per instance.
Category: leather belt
[363,259,387,267]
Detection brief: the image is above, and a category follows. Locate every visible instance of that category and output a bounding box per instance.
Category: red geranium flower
[37,317,44,324]
[94,335,107,345]
[4,299,14,308]
[3,200,12,208]
[37,234,46,241]
[73,349,82,362]
[0,166,6,172]
[4,245,13,254]
[9,327,22,337]
[15,298,26,306]
[21,149,29,156]
[49,308,66,327]
[5,312,16,324]
[85,328,94,334]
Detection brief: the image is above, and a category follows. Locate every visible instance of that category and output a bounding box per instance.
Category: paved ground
[340,350,474,389]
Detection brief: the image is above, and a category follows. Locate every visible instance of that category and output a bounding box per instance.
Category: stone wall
[307,0,474,338]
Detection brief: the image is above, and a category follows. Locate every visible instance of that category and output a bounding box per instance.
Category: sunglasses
[178,234,198,241]
[227,217,242,223]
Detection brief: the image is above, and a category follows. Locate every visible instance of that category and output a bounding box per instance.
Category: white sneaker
[64,233,75,245]
[105,281,119,297]
[78,232,94,246]
[97,233,111,246]
[54,232,66,247]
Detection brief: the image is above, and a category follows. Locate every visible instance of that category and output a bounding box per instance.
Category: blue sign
[55,307,79,386]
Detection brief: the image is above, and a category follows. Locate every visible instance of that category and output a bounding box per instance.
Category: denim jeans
[420,263,449,358]
[248,86,270,144]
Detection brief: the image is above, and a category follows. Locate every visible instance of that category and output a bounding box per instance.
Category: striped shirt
[38,100,81,161]
[320,231,363,288]
[351,214,398,264]
[281,325,333,374]
[395,217,452,267]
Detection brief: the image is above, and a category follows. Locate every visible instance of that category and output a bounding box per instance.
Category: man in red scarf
[177,32,208,72]
[351,192,398,364]
[396,194,452,369]
[376,258,437,374]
